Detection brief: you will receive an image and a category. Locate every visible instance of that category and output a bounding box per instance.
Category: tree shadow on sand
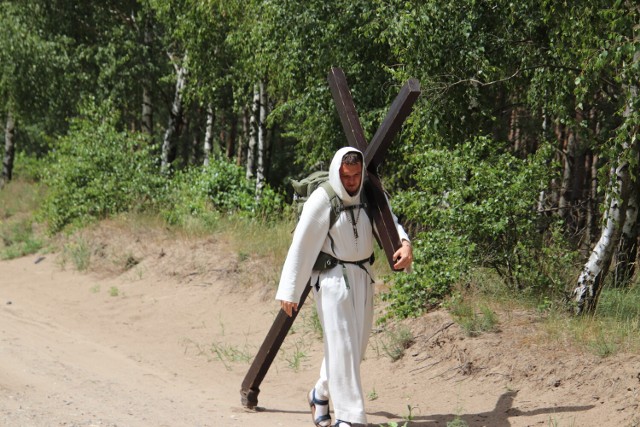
[367,390,595,426]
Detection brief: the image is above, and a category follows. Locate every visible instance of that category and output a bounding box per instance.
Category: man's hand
[280,300,299,317]
[392,240,413,271]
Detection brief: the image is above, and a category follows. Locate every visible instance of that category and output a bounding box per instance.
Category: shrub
[40,102,164,233]
[385,137,557,318]
[162,160,284,227]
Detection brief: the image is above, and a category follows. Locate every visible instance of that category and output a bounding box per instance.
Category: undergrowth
[2,179,640,357]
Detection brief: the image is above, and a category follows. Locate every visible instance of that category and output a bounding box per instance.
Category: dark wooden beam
[240,283,312,409]
[365,78,420,170]
[327,67,368,152]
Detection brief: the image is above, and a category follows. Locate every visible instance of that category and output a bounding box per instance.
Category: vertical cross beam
[328,67,420,269]
[240,68,420,409]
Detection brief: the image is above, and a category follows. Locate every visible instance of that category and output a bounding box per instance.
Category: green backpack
[290,170,373,231]
[290,170,375,272]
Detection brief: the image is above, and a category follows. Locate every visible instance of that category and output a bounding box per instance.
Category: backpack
[290,170,375,271]
[291,170,374,229]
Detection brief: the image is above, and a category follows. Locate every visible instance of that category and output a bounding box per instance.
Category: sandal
[334,421,352,427]
[308,388,331,427]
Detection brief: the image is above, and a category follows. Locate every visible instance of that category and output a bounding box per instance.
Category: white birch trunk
[161,52,188,174]
[255,81,267,197]
[203,104,214,167]
[572,50,639,313]
[141,17,153,135]
[1,110,16,188]
[572,161,631,314]
[246,84,259,180]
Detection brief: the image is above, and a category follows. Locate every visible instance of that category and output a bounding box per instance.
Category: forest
[1,0,638,318]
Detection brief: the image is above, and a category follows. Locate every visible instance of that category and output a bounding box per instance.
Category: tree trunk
[226,114,237,160]
[246,84,259,180]
[572,57,639,313]
[1,110,16,189]
[161,52,188,174]
[255,81,267,196]
[141,14,153,136]
[142,85,153,136]
[614,184,639,287]
[612,49,640,289]
[558,126,573,219]
[237,108,248,167]
[583,153,599,254]
[571,158,633,314]
[203,104,214,167]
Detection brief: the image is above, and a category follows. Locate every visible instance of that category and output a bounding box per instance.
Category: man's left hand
[393,240,413,271]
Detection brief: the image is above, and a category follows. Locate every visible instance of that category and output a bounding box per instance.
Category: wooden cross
[240,67,420,409]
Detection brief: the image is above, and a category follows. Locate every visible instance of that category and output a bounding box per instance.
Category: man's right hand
[280,300,298,317]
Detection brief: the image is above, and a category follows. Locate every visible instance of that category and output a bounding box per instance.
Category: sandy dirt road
[1,245,639,427]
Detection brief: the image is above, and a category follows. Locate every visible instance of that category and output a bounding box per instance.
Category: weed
[447,416,469,427]
[367,388,378,401]
[381,325,414,361]
[305,305,324,340]
[284,340,308,371]
[61,238,92,271]
[0,218,43,260]
[404,404,418,421]
[449,301,499,337]
[209,341,253,370]
[109,286,119,297]
[90,285,100,293]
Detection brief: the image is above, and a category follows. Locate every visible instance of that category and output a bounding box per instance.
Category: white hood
[328,146,365,206]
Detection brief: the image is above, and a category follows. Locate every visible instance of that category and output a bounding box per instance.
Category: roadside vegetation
[1,1,639,360]
[3,173,640,358]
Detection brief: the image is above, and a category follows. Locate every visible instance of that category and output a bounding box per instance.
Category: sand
[1,224,639,426]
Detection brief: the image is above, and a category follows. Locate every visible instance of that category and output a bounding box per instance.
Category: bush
[162,160,284,227]
[385,137,558,318]
[40,103,164,233]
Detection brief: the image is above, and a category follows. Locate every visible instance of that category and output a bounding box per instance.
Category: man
[276,147,413,427]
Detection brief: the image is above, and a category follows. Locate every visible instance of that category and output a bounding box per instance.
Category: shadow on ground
[368,390,595,426]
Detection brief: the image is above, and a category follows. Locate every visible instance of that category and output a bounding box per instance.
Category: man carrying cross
[276,146,413,427]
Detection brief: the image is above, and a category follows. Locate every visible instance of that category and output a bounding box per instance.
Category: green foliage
[0,218,42,260]
[449,300,499,337]
[384,137,556,319]
[162,159,284,227]
[380,324,415,361]
[381,229,471,320]
[40,101,164,233]
[59,237,92,271]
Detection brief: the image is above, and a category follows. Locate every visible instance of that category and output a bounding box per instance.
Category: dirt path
[1,244,639,426]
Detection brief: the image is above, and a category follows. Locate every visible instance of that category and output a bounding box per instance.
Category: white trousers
[313,265,374,424]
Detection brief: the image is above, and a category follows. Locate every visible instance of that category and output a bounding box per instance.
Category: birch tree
[161,52,188,173]
[203,104,215,166]
[245,84,259,180]
[572,48,640,314]
[1,111,15,188]
[255,81,268,196]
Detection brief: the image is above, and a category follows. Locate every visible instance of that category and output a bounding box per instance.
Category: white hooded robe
[276,147,409,424]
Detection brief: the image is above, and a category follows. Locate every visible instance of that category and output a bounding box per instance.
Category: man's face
[339,162,363,196]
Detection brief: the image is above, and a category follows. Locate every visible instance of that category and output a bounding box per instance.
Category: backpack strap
[319,181,341,229]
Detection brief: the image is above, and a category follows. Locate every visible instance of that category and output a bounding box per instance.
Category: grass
[378,324,415,362]
[284,340,309,371]
[448,300,499,337]
[4,179,640,360]
[454,268,640,356]
[0,179,46,260]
